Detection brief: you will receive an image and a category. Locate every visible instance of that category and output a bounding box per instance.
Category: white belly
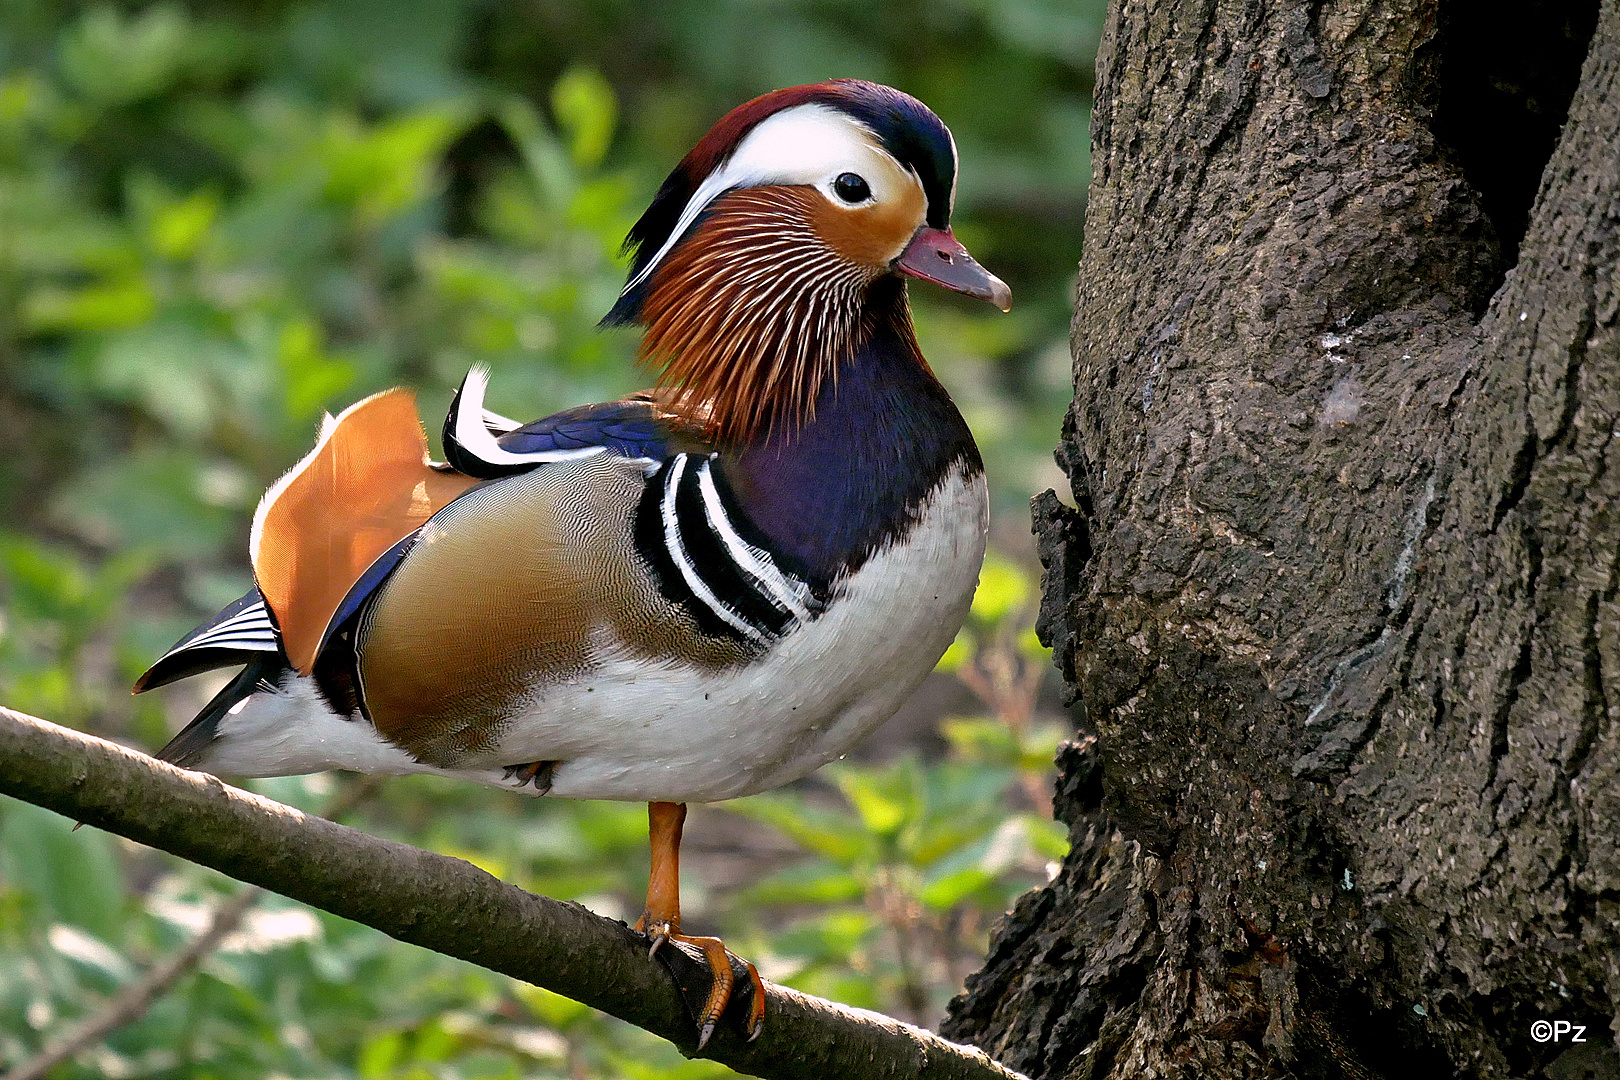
[203,466,988,804]
[483,464,988,801]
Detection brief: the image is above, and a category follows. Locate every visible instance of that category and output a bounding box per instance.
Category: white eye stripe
[624,104,918,294]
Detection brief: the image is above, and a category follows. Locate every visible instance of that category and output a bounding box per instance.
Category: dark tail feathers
[157,653,285,768]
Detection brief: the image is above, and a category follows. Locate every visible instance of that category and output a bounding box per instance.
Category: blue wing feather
[497,400,672,461]
[443,368,674,478]
[316,530,424,661]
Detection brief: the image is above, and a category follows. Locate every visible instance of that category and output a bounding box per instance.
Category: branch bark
[0,707,1027,1080]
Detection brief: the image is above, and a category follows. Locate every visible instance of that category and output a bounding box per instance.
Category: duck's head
[604,79,1010,441]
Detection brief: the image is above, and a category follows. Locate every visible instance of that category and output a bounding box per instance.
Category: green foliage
[1,800,126,940]
[0,0,1094,1074]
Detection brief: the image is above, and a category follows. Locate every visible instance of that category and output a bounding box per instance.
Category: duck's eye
[832,172,871,204]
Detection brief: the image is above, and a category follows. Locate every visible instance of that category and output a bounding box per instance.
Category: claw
[744,962,766,1041]
[500,759,557,792]
[671,933,740,1047]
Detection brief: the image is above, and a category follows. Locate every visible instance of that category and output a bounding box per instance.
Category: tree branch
[0,707,1027,1080]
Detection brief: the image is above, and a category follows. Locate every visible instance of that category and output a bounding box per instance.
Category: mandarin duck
[135,79,1009,1046]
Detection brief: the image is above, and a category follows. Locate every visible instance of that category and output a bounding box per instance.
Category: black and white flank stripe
[133,589,283,693]
[637,453,821,646]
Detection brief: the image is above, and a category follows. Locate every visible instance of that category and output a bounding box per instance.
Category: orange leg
[633,801,766,1047]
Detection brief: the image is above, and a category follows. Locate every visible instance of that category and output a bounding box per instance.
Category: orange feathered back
[250,389,480,674]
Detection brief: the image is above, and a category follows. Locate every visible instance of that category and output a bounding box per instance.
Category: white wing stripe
[206,607,272,628]
[179,634,280,653]
[147,600,282,661]
[481,408,521,434]
[694,459,811,621]
[186,621,274,641]
[660,455,768,644]
[161,599,278,650]
[187,628,277,648]
[452,366,608,467]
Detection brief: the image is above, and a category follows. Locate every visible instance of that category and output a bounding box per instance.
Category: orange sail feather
[250,389,479,674]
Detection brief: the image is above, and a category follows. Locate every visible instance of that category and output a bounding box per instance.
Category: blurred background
[0,1,1101,1076]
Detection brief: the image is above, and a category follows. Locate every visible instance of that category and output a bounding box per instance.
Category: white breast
[470,464,989,802]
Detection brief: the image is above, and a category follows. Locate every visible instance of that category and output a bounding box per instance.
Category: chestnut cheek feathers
[809,173,928,271]
[895,227,1012,312]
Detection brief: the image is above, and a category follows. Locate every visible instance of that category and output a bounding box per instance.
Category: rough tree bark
[944,1,1619,1078]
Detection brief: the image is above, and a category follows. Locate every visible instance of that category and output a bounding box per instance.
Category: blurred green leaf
[58,4,191,107]
[323,106,476,224]
[942,717,1020,765]
[934,627,972,673]
[94,323,244,438]
[775,910,876,962]
[358,1030,405,1078]
[1025,814,1070,859]
[552,68,618,169]
[918,865,997,909]
[148,188,221,260]
[24,279,155,332]
[830,765,912,838]
[744,862,864,906]
[499,96,575,209]
[50,449,237,560]
[0,799,124,939]
[970,551,1033,627]
[726,793,877,864]
[514,983,593,1031]
[277,317,358,420]
[1018,625,1049,659]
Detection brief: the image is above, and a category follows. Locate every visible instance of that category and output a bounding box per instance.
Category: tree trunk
[943,1,1620,1077]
